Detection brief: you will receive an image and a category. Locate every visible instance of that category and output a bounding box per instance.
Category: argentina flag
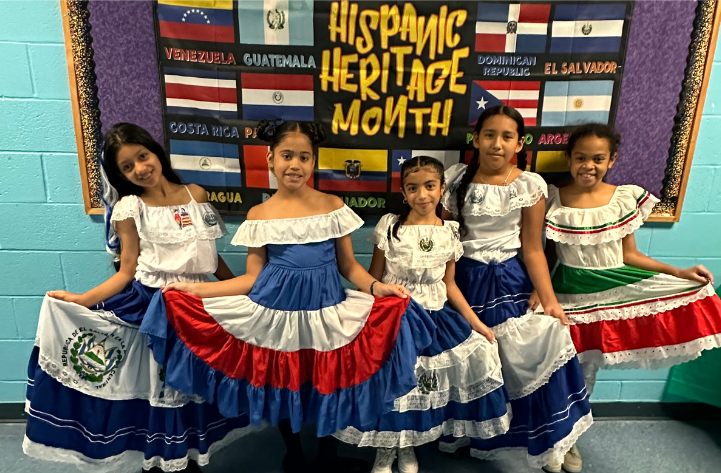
[550,3,626,53]
[239,0,314,46]
[541,80,614,126]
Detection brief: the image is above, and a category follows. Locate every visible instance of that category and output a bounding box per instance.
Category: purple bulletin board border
[83,0,710,217]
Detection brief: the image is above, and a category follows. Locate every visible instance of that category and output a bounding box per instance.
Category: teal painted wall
[1,1,720,402]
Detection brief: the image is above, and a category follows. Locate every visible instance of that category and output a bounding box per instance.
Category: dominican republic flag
[169,139,240,187]
[238,0,314,46]
[391,150,461,193]
[541,80,614,126]
[164,67,237,119]
[157,0,235,43]
[550,3,626,53]
[475,3,550,53]
[240,73,314,121]
[318,148,387,192]
[243,144,313,189]
[468,80,540,126]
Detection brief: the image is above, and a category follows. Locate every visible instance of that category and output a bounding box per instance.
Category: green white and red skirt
[552,264,721,391]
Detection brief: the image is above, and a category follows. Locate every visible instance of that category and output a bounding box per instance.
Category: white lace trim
[507,343,578,400]
[442,164,548,218]
[231,205,363,247]
[111,195,226,244]
[545,185,659,246]
[371,214,463,268]
[440,412,593,469]
[394,365,504,412]
[36,352,205,407]
[333,408,512,448]
[490,311,536,338]
[416,332,489,370]
[577,333,721,369]
[564,283,715,324]
[23,423,263,473]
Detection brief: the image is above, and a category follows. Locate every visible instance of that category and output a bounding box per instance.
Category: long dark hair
[255,119,327,156]
[455,105,525,234]
[102,123,182,198]
[101,123,182,270]
[566,123,621,157]
[392,155,446,240]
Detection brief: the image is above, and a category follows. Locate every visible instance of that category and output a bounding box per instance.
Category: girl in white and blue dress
[23,123,252,472]
[152,120,435,473]
[438,106,593,470]
[333,156,511,473]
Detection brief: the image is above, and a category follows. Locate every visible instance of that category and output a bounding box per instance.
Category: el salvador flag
[550,3,626,54]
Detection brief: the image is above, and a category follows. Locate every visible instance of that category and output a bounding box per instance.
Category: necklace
[478,166,514,186]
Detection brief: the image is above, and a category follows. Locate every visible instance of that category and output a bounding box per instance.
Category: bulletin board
[62,0,721,221]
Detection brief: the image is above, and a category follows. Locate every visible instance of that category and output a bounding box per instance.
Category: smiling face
[473,114,524,172]
[266,131,315,190]
[567,134,617,188]
[115,144,164,188]
[402,166,444,218]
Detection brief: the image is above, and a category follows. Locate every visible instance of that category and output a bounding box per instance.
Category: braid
[392,203,412,241]
[455,150,480,236]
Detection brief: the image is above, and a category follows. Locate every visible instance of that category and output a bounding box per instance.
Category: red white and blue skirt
[439,256,593,468]
[24,280,253,472]
[141,241,436,437]
[333,302,511,448]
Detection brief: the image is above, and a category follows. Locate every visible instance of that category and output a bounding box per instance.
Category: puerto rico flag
[238,0,314,46]
[468,80,540,126]
[240,73,314,121]
[391,150,461,193]
[541,80,614,126]
[157,0,235,43]
[164,67,237,119]
[550,3,626,53]
[169,139,240,187]
[318,148,387,192]
[475,3,550,53]
[243,144,313,189]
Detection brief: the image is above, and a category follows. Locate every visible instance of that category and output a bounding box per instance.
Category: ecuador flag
[318,148,388,192]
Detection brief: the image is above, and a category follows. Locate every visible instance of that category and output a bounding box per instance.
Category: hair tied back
[265,119,285,138]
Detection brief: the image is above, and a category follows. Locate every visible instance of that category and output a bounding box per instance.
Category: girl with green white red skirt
[539,123,721,395]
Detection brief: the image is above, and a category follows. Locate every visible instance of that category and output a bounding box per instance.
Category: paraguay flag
[318,148,387,192]
[238,0,314,46]
[240,73,314,121]
[391,150,461,193]
[243,144,313,189]
[550,3,626,53]
[476,3,550,53]
[164,67,237,119]
[541,80,614,126]
[157,0,235,43]
[469,80,540,126]
[169,139,240,187]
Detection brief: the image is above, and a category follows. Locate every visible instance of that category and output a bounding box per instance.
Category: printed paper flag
[550,3,626,54]
[391,150,461,193]
[158,0,235,43]
[238,0,314,46]
[241,73,314,121]
[535,151,569,173]
[541,80,614,126]
[469,80,540,126]
[476,3,550,53]
[169,139,240,187]
[243,144,313,189]
[318,148,387,192]
[164,67,237,119]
